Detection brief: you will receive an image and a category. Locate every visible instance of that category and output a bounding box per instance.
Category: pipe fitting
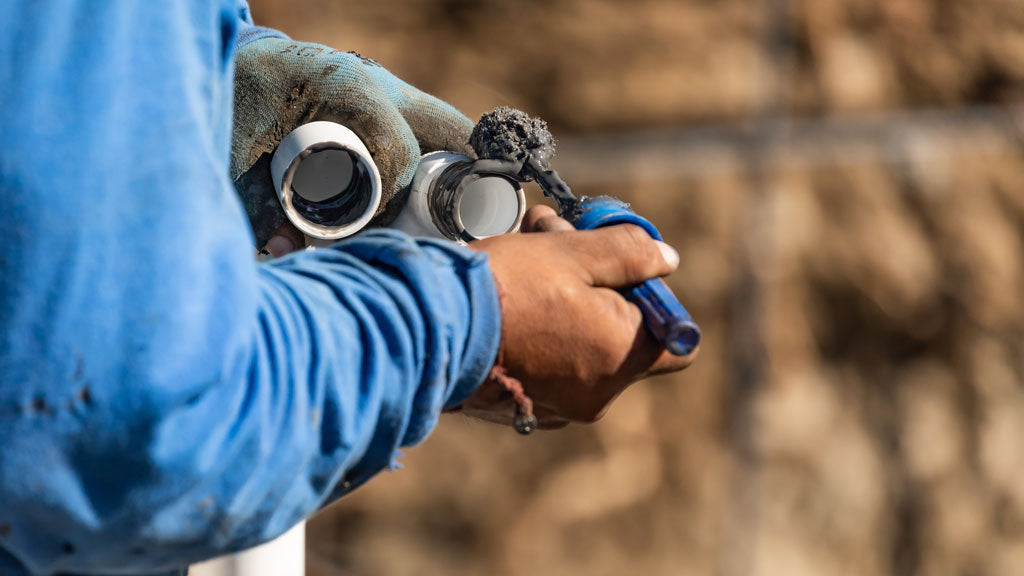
[270,121,382,240]
[391,151,526,244]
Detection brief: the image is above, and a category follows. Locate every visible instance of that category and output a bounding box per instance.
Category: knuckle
[619,224,652,250]
[556,280,583,302]
[523,206,556,231]
[614,225,658,275]
[539,216,572,232]
[594,339,627,376]
[526,205,556,219]
[613,294,643,327]
[619,257,644,284]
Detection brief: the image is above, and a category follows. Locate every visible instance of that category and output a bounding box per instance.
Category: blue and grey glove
[231,37,475,247]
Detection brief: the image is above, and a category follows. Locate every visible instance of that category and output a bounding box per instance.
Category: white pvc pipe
[391,151,525,243]
[271,128,523,247]
[271,121,382,241]
[189,521,305,576]
[390,151,462,240]
[458,175,524,238]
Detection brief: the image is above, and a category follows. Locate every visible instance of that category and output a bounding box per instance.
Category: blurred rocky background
[248,1,1024,574]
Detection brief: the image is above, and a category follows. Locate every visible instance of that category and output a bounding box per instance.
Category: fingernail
[265,235,297,257]
[657,241,679,269]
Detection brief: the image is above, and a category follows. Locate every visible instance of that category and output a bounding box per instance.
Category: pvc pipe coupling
[391,151,526,243]
[270,121,383,241]
[270,122,525,245]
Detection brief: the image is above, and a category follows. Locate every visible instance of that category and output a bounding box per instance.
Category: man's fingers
[523,205,574,233]
[522,205,557,231]
[573,224,680,287]
[613,299,698,383]
[263,220,305,258]
[619,335,697,384]
[643,346,699,377]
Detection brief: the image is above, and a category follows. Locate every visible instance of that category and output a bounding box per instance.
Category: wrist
[435,246,503,412]
[452,258,537,434]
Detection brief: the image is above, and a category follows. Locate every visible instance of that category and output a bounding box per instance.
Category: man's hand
[232,37,474,252]
[462,206,697,429]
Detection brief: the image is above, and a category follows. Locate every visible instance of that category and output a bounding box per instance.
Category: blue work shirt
[0,1,500,574]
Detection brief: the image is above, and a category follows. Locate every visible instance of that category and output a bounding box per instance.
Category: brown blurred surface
[247,1,1024,574]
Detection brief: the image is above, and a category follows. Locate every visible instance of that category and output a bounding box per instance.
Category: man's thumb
[573,224,679,288]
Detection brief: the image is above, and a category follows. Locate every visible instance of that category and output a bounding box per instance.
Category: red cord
[489,276,537,435]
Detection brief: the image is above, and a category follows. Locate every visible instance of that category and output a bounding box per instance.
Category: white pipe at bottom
[189,521,305,576]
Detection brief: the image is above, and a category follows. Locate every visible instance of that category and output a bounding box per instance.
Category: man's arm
[0,1,497,574]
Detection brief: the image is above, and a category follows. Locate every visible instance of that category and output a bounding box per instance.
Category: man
[0,1,694,575]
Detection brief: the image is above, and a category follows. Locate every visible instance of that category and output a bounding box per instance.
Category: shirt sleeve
[0,1,500,574]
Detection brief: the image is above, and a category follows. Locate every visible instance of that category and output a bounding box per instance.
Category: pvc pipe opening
[379,151,527,244]
[292,148,354,202]
[270,122,382,240]
[289,147,373,229]
[457,176,522,239]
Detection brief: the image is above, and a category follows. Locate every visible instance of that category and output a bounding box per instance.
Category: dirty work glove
[231,37,475,248]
